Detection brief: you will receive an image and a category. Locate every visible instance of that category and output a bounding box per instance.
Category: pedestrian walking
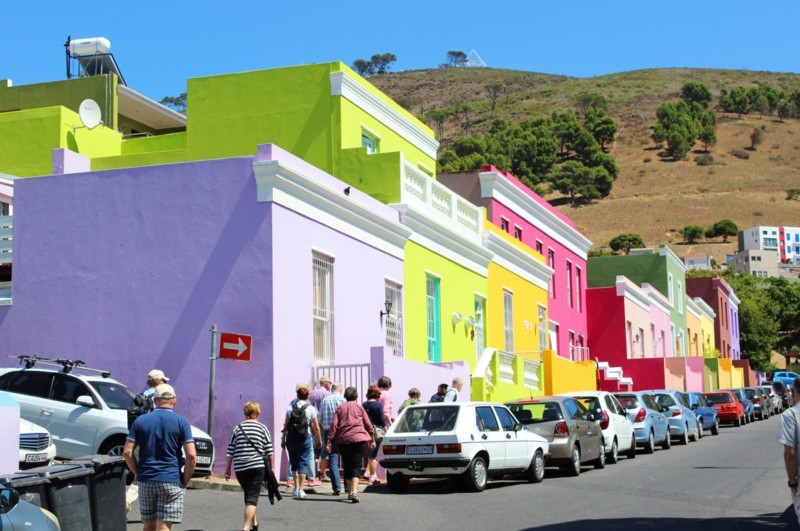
[429,383,448,403]
[377,376,393,425]
[123,384,195,531]
[444,377,463,402]
[399,387,421,413]
[362,385,387,485]
[225,401,275,531]
[327,386,375,503]
[778,377,800,523]
[319,383,346,495]
[282,384,322,498]
[142,369,170,413]
[307,375,331,485]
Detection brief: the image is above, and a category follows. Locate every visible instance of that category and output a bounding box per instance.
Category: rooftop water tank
[68,37,111,57]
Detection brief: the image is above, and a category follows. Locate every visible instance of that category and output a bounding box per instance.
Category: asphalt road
[127,415,798,530]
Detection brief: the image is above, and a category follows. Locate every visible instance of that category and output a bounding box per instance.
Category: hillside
[370,68,800,261]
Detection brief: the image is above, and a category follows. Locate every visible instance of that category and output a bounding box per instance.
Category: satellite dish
[78,99,102,130]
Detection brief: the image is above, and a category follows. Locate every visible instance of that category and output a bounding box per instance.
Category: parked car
[379,401,550,492]
[769,371,800,386]
[0,486,60,530]
[683,391,719,436]
[645,390,700,444]
[765,380,790,410]
[507,396,605,476]
[562,391,636,463]
[744,387,770,420]
[725,388,755,424]
[704,390,745,426]
[0,360,215,476]
[756,385,779,416]
[613,391,671,453]
[18,418,57,469]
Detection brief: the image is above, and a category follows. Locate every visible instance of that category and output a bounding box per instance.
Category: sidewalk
[188,474,370,494]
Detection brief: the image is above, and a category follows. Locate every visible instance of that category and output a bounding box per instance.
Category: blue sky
[3,1,798,102]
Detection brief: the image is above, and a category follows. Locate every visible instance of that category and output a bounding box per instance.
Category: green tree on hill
[683,225,705,243]
[444,51,468,68]
[371,53,397,74]
[750,127,763,150]
[486,83,504,119]
[699,110,717,152]
[609,233,645,255]
[575,92,608,114]
[583,108,617,150]
[680,82,712,108]
[710,219,738,242]
[720,87,750,118]
[548,161,612,205]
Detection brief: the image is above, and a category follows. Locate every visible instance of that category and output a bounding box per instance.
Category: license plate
[196,456,212,464]
[24,453,48,463]
[406,445,433,455]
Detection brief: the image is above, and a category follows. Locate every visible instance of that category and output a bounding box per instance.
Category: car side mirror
[514,422,523,432]
[691,404,698,410]
[76,395,96,408]
[0,487,20,514]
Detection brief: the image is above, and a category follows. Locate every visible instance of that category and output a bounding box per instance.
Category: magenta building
[438,166,592,361]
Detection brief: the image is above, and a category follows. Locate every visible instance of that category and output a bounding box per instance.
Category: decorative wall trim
[692,297,716,320]
[483,231,552,290]
[330,72,439,160]
[642,283,673,315]
[615,276,651,312]
[685,296,701,319]
[659,245,688,273]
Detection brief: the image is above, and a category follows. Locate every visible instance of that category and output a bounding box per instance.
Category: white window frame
[667,272,674,306]
[537,305,548,352]
[566,260,573,309]
[313,253,334,363]
[503,289,514,353]
[575,266,582,313]
[384,280,404,357]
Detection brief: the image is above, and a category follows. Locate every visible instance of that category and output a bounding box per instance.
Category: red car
[704,391,745,426]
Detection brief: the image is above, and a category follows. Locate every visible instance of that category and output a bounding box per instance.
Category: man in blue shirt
[124,383,196,531]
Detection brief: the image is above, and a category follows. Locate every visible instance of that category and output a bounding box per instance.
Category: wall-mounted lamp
[380,299,393,318]
[465,315,476,329]
[633,334,640,343]
[452,311,463,326]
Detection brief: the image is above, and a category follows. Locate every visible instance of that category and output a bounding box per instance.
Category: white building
[738,225,800,265]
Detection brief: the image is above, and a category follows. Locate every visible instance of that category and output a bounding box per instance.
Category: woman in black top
[362,385,387,485]
[225,401,273,531]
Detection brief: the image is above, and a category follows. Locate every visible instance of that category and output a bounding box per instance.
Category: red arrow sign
[219,332,252,362]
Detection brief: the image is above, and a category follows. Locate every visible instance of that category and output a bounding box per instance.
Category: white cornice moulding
[692,297,716,320]
[253,160,411,259]
[685,297,701,319]
[642,283,673,315]
[330,72,439,160]
[394,204,493,277]
[478,171,591,259]
[483,231,552,290]
[615,276,650,312]
[659,245,688,273]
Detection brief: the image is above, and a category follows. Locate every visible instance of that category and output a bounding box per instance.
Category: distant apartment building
[682,254,713,271]
[738,225,800,265]
[731,249,779,278]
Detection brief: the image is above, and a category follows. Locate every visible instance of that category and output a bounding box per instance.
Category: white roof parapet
[615,275,651,312]
[728,290,741,308]
[478,170,592,259]
[685,296,701,319]
[483,231,553,290]
[642,282,673,315]
[659,245,687,273]
[118,85,187,129]
[692,297,716,320]
[330,72,439,160]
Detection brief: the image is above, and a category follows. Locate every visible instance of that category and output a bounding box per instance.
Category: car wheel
[644,430,655,454]
[679,424,689,445]
[735,416,742,427]
[626,434,637,459]
[99,435,126,457]
[606,438,619,464]
[527,450,545,483]
[567,446,581,477]
[464,456,488,492]
[593,443,606,469]
[386,472,409,493]
[696,421,703,440]
[661,430,671,450]
[711,418,720,436]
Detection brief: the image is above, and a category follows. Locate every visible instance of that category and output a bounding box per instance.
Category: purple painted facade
[0,144,460,475]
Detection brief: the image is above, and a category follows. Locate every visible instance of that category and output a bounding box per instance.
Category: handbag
[374,425,386,441]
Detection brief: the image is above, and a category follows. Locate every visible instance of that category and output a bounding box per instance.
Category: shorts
[286,434,313,476]
[235,467,265,506]
[138,481,185,523]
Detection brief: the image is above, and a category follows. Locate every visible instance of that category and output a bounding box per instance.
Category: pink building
[438,166,592,361]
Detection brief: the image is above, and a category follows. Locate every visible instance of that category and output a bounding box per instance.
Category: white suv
[379,401,549,492]
[561,391,636,464]
[0,360,214,476]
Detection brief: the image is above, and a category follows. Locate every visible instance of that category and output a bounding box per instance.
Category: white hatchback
[561,391,636,463]
[379,401,549,492]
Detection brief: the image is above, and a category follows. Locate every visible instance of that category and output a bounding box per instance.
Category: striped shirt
[226,421,274,473]
[319,392,346,430]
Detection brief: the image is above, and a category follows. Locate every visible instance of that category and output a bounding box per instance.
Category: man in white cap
[124,383,196,531]
[143,369,170,413]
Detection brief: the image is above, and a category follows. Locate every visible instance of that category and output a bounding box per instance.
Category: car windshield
[89,381,137,409]
[705,393,733,404]
[615,395,639,409]
[653,394,676,408]
[574,396,601,412]
[744,389,756,399]
[393,406,458,433]
[508,402,563,424]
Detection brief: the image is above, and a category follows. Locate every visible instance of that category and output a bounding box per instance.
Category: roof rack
[7,355,112,378]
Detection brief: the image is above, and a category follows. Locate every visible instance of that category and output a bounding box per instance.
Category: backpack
[288,402,310,438]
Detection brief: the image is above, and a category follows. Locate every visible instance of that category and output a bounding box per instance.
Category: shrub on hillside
[695,154,714,166]
[787,188,800,201]
[730,148,750,160]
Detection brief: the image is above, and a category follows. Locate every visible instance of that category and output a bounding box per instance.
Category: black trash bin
[71,455,127,531]
[27,463,93,531]
[0,471,50,508]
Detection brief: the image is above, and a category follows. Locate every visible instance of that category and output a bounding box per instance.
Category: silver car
[644,389,700,445]
[0,486,60,530]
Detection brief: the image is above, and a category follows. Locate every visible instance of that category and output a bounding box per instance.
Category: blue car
[683,391,720,436]
[725,388,755,424]
[770,371,800,387]
[645,389,700,445]
[614,391,670,453]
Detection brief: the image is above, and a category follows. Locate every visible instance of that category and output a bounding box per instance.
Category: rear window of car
[615,394,639,409]
[744,389,756,399]
[705,393,733,404]
[393,406,458,433]
[653,394,676,408]
[89,381,137,410]
[508,402,563,424]
[574,396,601,412]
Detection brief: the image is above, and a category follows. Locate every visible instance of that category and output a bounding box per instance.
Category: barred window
[385,281,404,357]
[313,254,334,363]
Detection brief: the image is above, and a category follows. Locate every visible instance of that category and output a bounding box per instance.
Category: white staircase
[596,360,633,389]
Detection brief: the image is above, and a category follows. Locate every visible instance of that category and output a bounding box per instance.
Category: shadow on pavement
[522,506,799,530]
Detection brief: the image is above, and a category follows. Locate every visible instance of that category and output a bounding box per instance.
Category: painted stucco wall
[704,359,720,391]
[687,277,733,359]
[628,358,668,391]
[685,308,702,357]
[700,311,716,358]
[0,392,19,475]
[402,240,487,367]
[648,296,672,358]
[718,358,734,388]
[621,291,651,360]
[685,357,705,392]
[665,357,687,390]
[731,367,745,388]
[542,350,596,394]
[586,287,626,364]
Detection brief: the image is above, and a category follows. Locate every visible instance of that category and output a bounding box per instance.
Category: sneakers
[369,475,380,485]
[308,478,322,487]
[349,493,360,503]
[293,489,307,499]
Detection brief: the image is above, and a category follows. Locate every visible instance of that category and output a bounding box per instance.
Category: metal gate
[312,363,371,401]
